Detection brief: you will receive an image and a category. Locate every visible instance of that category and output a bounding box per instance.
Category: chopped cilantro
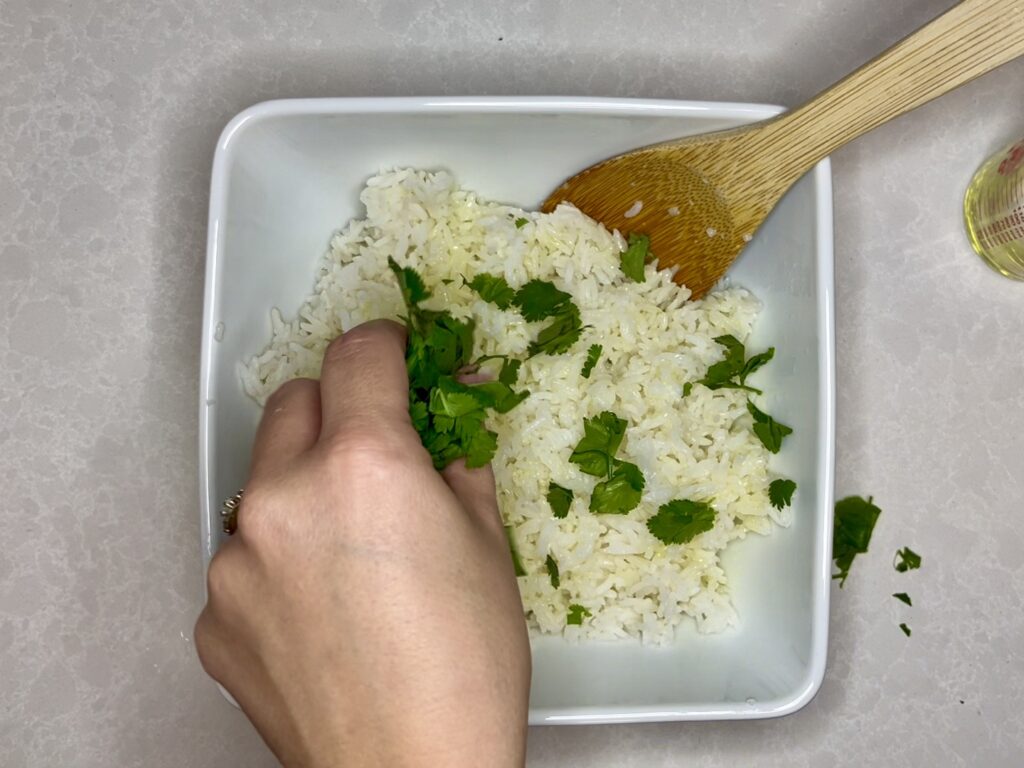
[569,411,627,478]
[467,273,516,310]
[832,495,882,586]
[514,217,529,229]
[647,499,717,544]
[893,592,912,606]
[389,259,528,470]
[545,555,560,588]
[590,460,645,515]
[498,358,521,387]
[682,382,693,398]
[894,547,922,573]
[388,257,431,306]
[620,233,650,282]
[899,623,912,637]
[697,334,774,394]
[528,304,582,356]
[747,400,792,454]
[566,604,591,625]
[768,478,797,510]
[505,525,526,577]
[546,482,573,519]
[581,344,602,378]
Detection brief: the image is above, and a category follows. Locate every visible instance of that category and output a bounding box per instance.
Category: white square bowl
[199,97,835,725]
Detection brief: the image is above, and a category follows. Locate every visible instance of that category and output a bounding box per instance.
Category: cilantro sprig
[467,274,583,356]
[647,499,717,544]
[697,334,774,394]
[569,411,645,515]
[389,258,529,470]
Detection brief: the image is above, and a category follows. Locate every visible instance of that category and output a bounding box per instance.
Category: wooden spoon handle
[764,0,1024,178]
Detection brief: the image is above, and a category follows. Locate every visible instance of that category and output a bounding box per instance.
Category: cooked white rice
[242,168,791,644]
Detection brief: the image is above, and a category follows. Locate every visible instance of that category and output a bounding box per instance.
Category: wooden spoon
[542,0,1024,298]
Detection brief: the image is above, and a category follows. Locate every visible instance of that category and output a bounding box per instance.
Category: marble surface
[2,1,1022,765]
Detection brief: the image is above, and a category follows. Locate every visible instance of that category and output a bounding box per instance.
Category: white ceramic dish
[199,96,835,725]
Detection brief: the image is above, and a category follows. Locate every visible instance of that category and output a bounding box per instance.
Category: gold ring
[220,489,244,535]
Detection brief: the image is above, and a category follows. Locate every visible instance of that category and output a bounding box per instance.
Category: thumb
[441,459,503,531]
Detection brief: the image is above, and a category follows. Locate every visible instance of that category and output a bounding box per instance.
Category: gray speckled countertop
[2,1,1022,765]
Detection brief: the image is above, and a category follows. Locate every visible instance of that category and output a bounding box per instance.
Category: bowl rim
[199,96,835,725]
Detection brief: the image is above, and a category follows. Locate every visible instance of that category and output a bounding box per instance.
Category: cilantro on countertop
[747,400,792,454]
[647,499,717,545]
[832,495,882,587]
[581,344,603,379]
[697,334,774,394]
[545,555,560,588]
[546,482,573,519]
[899,623,912,637]
[894,547,922,573]
[566,604,591,625]
[768,478,797,510]
[620,233,650,282]
[893,592,912,606]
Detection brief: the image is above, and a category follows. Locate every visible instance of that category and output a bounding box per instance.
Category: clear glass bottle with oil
[964,137,1024,280]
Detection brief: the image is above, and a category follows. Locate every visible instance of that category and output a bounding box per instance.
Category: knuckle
[319,427,411,471]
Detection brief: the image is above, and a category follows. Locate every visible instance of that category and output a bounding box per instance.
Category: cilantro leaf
[465,428,498,468]
[514,217,529,229]
[590,460,645,514]
[505,526,526,577]
[768,478,797,510]
[682,382,693,398]
[528,304,582,356]
[832,495,882,586]
[620,233,650,282]
[472,380,530,414]
[468,273,516,310]
[566,604,591,625]
[696,334,774,394]
[647,499,717,544]
[899,623,912,637]
[546,482,573,519]
[894,547,922,573]
[893,592,912,606]
[545,555,560,588]
[581,344,602,379]
[387,257,431,306]
[513,279,573,322]
[569,411,628,478]
[498,358,521,387]
[747,400,792,453]
[740,347,775,382]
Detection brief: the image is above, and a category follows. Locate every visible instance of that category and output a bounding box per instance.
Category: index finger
[318,319,412,439]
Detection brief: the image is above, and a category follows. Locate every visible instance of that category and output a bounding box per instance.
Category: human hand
[195,320,531,768]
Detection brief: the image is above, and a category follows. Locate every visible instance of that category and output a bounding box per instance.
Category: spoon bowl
[544,0,1024,298]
